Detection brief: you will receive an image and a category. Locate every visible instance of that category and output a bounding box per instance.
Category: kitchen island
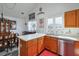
[18,33,79,56]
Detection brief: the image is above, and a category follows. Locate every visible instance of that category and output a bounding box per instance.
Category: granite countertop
[47,34,79,41]
[17,33,46,41]
[17,33,79,41]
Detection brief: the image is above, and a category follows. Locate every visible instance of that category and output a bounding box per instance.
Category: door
[64,10,76,27]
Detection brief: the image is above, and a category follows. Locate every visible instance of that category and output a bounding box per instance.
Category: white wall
[27,3,79,34]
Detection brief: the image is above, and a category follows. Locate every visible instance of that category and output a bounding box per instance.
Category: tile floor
[0,47,18,56]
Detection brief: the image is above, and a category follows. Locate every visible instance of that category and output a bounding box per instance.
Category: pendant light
[37,7,45,15]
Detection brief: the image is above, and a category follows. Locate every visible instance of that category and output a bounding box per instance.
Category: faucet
[68,29,71,33]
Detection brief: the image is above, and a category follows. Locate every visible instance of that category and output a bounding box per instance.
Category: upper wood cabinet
[64,9,79,28]
[76,9,79,27]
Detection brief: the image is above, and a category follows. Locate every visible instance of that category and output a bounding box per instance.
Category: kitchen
[0,3,79,56]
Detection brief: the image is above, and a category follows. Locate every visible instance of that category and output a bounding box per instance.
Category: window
[47,18,53,25]
[47,18,54,29]
[28,21,36,31]
[55,17,63,24]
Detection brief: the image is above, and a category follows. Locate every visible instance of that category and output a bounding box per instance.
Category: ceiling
[0,3,79,19]
[0,3,37,19]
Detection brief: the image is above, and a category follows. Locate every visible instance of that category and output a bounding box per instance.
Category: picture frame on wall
[10,20,16,30]
[38,18,44,28]
[29,12,35,20]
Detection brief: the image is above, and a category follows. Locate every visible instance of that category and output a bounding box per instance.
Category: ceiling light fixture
[37,7,45,15]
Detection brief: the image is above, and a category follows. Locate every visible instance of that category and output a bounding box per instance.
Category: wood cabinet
[37,37,44,54]
[76,9,79,27]
[64,10,76,27]
[27,39,37,47]
[20,39,37,56]
[20,36,59,56]
[74,41,79,56]
[64,9,79,28]
[27,39,37,56]
[20,39,28,56]
[28,44,37,56]
[45,36,58,53]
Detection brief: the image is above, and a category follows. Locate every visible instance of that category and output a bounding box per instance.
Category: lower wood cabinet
[20,39,37,56]
[45,36,58,53]
[20,36,79,56]
[20,39,28,56]
[20,36,58,56]
[37,37,44,54]
[28,45,37,56]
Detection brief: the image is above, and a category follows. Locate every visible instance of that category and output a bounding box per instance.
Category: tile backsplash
[47,28,79,35]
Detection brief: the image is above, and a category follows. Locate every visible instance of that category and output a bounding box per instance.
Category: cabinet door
[20,39,28,56]
[64,10,76,27]
[74,41,79,56]
[45,36,58,53]
[27,39,37,56]
[27,39,37,47]
[37,37,44,54]
[64,40,74,56]
[77,9,79,27]
[28,44,37,56]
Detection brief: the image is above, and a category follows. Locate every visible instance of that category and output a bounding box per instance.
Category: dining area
[0,32,18,56]
[0,18,18,56]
